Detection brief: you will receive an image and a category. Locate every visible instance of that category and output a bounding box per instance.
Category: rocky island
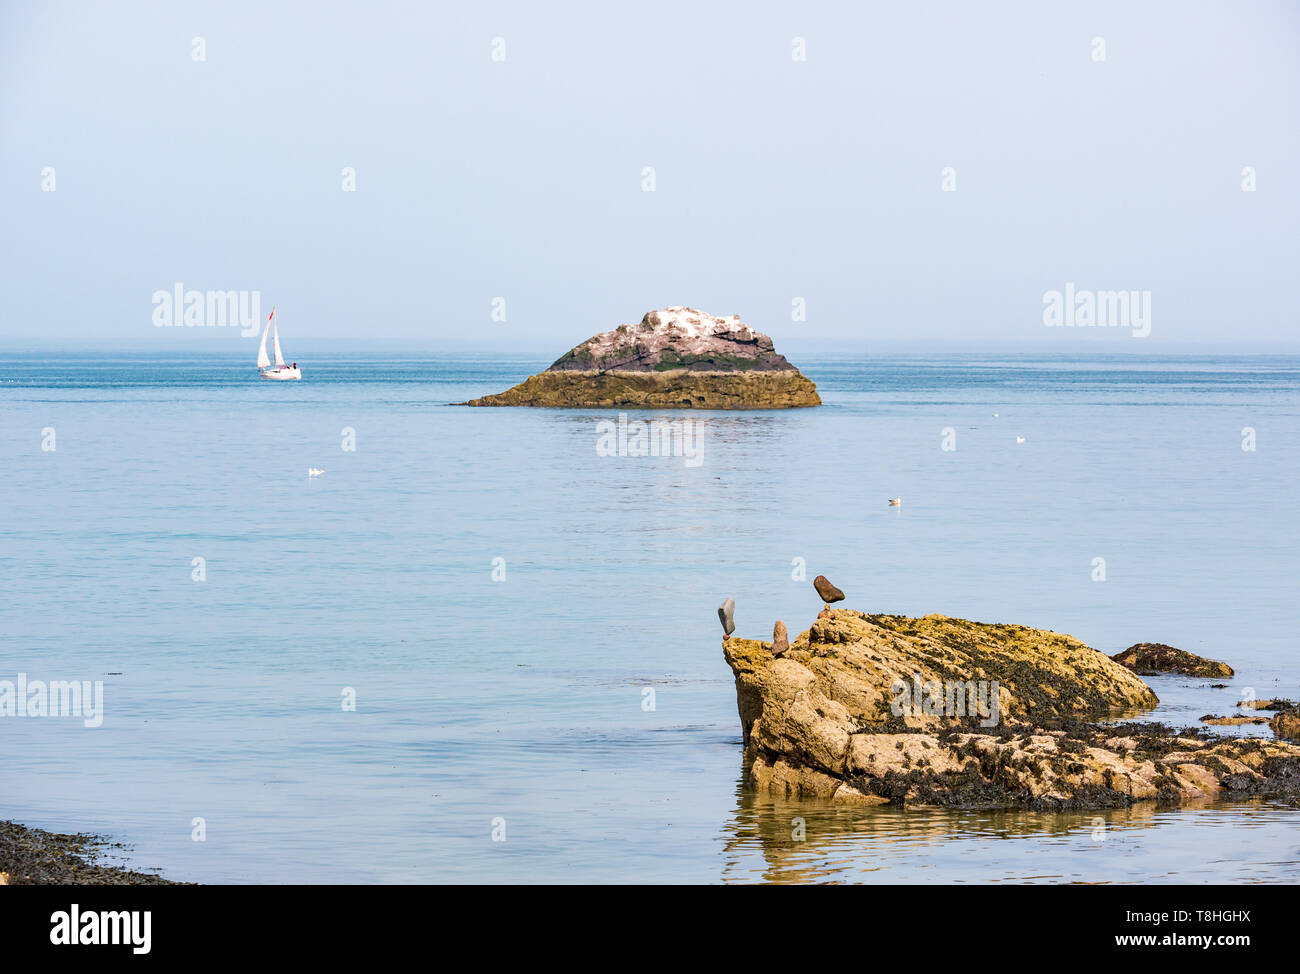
[1110,642,1234,678]
[724,610,1300,809]
[466,307,821,409]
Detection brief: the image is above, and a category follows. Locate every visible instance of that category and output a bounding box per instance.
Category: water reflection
[719,783,1300,884]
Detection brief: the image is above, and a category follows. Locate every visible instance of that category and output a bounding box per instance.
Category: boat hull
[260,367,301,381]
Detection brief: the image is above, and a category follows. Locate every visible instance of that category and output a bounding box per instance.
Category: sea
[1,350,1297,883]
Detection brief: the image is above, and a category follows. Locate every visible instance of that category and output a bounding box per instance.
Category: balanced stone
[718,598,736,638]
[772,620,789,657]
[813,575,844,605]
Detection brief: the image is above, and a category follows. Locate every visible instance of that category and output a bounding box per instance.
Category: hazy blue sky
[2,0,1297,351]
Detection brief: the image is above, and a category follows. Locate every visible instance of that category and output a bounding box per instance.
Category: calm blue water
[2,351,1298,883]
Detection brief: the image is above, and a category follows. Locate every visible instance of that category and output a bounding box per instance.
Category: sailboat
[257,307,302,380]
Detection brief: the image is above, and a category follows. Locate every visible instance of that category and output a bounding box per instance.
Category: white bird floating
[992,412,999,418]
[308,468,325,477]
[1016,436,1026,444]
[888,497,902,507]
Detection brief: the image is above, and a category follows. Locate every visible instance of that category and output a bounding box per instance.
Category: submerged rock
[722,609,1300,809]
[1111,642,1234,678]
[1201,714,1269,726]
[465,308,821,409]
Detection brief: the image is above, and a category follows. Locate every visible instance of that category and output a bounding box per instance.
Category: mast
[272,320,286,368]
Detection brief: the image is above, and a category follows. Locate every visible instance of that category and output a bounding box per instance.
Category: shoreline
[0,819,180,885]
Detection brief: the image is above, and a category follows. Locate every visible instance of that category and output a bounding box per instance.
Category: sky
[1,0,1298,352]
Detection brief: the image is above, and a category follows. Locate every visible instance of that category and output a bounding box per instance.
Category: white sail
[257,318,272,369]
[256,306,300,379]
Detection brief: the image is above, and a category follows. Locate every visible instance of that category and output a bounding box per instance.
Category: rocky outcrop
[1201,714,1268,726]
[723,610,1300,809]
[1271,711,1300,741]
[1111,642,1234,678]
[466,308,821,409]
[1202,699,1298,733]
[1240,700,1300,741]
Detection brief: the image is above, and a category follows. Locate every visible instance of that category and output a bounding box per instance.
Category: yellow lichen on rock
[722,608,1300,809]
[725,610,1158,750]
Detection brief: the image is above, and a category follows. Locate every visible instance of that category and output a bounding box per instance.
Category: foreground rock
[723,610,1300,809]
[466,308,821,409]
[0,820,178,885]
[1111,642,1234,678]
